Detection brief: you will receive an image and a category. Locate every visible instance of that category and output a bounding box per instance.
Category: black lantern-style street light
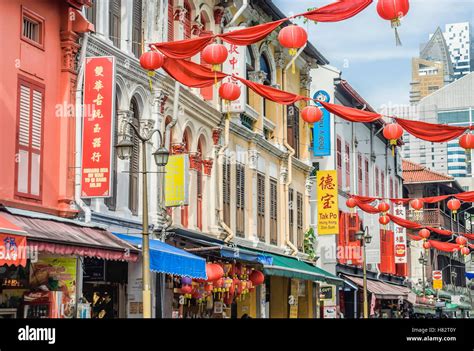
[153,146,170,167]
[116,138,134,160]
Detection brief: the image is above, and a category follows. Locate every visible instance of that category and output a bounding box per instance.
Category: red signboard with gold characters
[81,56,115,198]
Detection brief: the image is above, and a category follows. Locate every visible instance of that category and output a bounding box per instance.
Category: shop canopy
[0,207,139,262]
[114,233,207,279]
[343,275,411,300]
[260,252,344,285]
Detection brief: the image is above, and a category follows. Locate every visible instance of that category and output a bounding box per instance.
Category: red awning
[0,211,138,262]
[343,275,411,300]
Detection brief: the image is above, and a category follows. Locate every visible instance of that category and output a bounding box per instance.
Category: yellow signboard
[317,170,339,235]
[433,279,443,290]
[165,154,189,207]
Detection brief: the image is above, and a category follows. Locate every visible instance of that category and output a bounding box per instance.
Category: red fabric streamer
[152,36,214,60]
[304,0,373,22]
[426,227,452,237]
[162,58,227,88]
[428,240,460,253]
[219,20,286,46]
[422,195,450,204]
[408,234,423,241]
[394,117,470,143]
[455,191,474,202]
[387,214,422,230]
[236,77,306,105]
[319,101,382,123]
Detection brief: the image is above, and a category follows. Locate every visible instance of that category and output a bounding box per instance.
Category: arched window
[129,98,140,216]
[246,47,255,105]
[260,54,272,116]
[196,139,203,231]
[183,0,192,40]
[181,131,190,227]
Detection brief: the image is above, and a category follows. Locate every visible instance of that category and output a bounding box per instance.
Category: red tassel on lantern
[376,0,410,46]
[346,198,357,218]
[379,215,390,229]
[139,50,165,91]
[202,43,228,85]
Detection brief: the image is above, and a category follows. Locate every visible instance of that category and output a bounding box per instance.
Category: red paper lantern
[377,202,390,214]
[456,236,468,246]
[204,283,214,292]
[346,197,357,217]
[383,123,403,155]
[423,241,431,250]
[206,263,224,282]
[180,285,193,294]
[219,82,241,102]
[278,25,308,56]
[139,50,165,72]
[202,43,228,70]
[460,133,474,150]
[249,270,265,286]
[379,215,390,226]
[447,198,461,213]
[410,199,424,211]
[301,106,323,124]
[461,247,470,256]
[418,229,430,240]
[376,0,410,46]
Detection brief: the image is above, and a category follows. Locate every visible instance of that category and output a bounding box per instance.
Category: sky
[273,0,474,111]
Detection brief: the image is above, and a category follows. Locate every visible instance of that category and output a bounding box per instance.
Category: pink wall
[0,0,79,217]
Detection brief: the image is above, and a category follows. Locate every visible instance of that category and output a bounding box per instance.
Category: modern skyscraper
[443,22,472,79]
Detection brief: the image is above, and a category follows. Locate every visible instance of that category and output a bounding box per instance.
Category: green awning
[261,252,343,285]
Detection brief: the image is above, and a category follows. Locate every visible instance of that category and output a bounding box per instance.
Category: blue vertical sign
[312,90,331,156]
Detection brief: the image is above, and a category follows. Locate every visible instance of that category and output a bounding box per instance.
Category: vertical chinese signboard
[222,27,247,113]
[393,204,407,263]
[312,90,331,157]
[81,56,115,198]
[317,170,339,235]
[165,154,190,207]
[432,270,443,290]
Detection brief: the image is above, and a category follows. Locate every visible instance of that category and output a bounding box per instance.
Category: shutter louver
[168,0,174,42]
[132,0,143,58]
[19,85,31,147]
[31,90,42,150]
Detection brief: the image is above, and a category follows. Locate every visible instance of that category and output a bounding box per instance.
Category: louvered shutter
[168,0,174,42]
[129,101,140,216]
[132,0,142,58]
[109,0,121,47]
[270,178,278,245]
[16,79,43,198]
[183,1,191,39]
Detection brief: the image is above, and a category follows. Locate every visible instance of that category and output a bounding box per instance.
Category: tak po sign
[81,57,116,198]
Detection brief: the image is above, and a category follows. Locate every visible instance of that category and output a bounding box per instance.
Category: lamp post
[116,121,169,319]
[355,226,372,319]
[418,252,428,297]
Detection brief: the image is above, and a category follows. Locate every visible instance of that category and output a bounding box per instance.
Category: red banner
[0,233,27,267]
[81,56,115,198]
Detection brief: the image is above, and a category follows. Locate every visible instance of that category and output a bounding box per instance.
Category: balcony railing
[407,208,467,233]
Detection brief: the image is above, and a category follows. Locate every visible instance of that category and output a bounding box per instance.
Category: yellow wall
[270,276,289,318]
[236,289,257,318]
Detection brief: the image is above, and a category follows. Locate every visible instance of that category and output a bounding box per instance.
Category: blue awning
[113,233,207,279]
[466,272,474,280]
[220,246,273,265]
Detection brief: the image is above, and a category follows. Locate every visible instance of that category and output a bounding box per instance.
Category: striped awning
[343,275,410,299]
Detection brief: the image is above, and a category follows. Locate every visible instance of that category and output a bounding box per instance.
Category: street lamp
[115,121,169,319]
[418,253,428,297]
[356,226,371,318]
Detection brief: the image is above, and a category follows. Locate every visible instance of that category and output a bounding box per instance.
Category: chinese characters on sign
[222,27,247,113]
[317,170,339,235]
[432,270,443,290]
[0,233,27,267]
[393,204,407,264]
[81,57,115,198]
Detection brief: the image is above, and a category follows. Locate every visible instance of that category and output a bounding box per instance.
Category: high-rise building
[443,22,472,79]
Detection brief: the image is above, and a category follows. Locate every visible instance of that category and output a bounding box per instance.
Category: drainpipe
[219,116,234,243]
[282,45,306,255]
[74,33,91,223]
[227,0,248,27]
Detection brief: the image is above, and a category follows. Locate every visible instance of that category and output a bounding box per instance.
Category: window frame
[21,6,45,50]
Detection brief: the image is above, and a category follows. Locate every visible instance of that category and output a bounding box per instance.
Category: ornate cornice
[202,159,214,175]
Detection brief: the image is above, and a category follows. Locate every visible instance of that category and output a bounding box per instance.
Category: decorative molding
[117,110,133,139]
[248,70,267,84]
[202,159,214,175]
[60,30,80,74]
[274,50,286,69]
[212,128,222,145]
[174,6,187,24]
[280,166,288,184]
[248,149,259,170]
[191,22,204,36]
[305,177,314,196]
[189,153,202,170]
[213,7,225,25]
[139,119,156,139]
[171,143,186,155]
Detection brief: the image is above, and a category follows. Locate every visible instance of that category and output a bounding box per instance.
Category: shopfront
[0,208,139,319]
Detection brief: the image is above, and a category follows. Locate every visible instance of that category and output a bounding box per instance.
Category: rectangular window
[257,173,265,241]
[390,177,394,200]
[375,167,380,197]
[15,77,44,200]
[168,0,174,41]
[357,153,363,195]
[270,178,278,245]
[236,163,245,237]
[289,188,294,244]
[345,142,350,190]
[381,171,386,199]
[109,0,121,47]
[336,136,342,189]
[21,7,45,49]
[223,158,231,227]
[364,158,369,196]
[131,0,143,58]
[297,192,303,251]
[287,104,300,158]
[85,0,97,28]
